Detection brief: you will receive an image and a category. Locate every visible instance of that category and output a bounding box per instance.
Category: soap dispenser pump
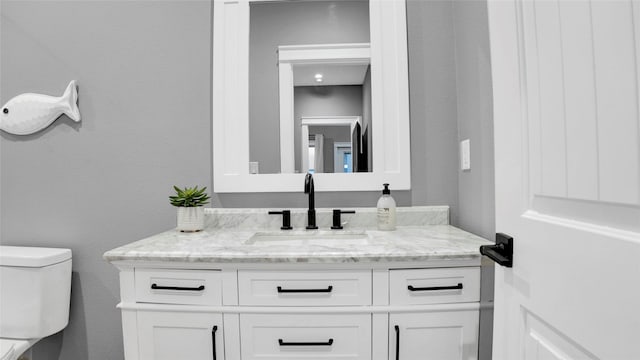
[377,183,396,230]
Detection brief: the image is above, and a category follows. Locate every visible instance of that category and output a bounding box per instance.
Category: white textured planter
[176,207,205,232]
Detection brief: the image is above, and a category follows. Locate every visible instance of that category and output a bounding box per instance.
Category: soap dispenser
[377,183,396,230]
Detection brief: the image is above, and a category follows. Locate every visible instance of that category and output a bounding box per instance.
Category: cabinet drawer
[135,269,222,305]
[389,267,480,305]
[238,270,371,306]
[240,313,371,360]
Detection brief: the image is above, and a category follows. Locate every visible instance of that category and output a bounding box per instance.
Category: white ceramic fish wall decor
[0,80,81,135]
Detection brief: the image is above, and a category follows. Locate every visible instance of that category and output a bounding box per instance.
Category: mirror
[213,0,410,192]
[248,1,371,174]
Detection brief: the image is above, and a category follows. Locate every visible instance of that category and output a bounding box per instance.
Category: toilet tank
[0,246,72,339]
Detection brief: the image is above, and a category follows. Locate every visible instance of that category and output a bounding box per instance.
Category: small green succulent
[169,185,211,207]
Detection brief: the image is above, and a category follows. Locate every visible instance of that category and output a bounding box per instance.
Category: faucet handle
[331,209,356,230]
[268,210,293,230]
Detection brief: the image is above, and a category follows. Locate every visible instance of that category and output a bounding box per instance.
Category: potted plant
[169,185,211,232]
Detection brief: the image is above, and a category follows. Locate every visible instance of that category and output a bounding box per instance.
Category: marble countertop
[103,207,492,264]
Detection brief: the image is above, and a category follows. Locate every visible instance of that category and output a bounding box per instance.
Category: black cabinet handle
[394,325,400,360]
[212,325,218,360]
[480,233,514,267]
[151,283,205,291]
[277,285,333,293]
[407,283,463,291]
[278,339,334,346]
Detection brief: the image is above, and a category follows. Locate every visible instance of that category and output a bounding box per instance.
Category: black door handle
[277,285,333,293]
[278,339,334,346]
[408,283,463,291]
[212,325,218,360]
[480,233,513,267]
[151,283,205,291]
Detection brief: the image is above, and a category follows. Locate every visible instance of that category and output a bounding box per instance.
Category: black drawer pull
[277,285,333,293]
[407,283,463,291]
[278,339,334,346]
[151,283,205,291]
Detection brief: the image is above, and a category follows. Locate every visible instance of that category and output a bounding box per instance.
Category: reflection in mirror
[307,127,351,174]
[301,116,366,174]
[295,67,371,174]
[249,0,370,174]
[306,131,353,174]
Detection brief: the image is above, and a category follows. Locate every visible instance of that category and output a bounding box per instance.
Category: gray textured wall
[0,1,494,359]
[453,0,495,242]
[452,1,496,359]
[406,0,460,223]
[0,1,212,359]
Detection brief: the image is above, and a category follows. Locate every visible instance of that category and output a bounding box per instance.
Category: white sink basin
[246,230,369,246]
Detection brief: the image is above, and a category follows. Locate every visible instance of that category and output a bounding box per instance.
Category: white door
[489,1,640,359]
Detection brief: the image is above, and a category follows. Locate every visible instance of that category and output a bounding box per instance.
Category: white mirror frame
[213,0,410,192]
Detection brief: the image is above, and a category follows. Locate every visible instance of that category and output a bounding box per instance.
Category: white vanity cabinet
[115,265,481,360]
[105,207,492,359]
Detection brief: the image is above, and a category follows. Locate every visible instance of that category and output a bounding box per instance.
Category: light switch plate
[460,139,471,171]
[249,162,259,174]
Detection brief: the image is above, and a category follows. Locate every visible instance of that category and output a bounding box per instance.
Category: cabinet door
[137,311,224,360]
[389,311,478,360]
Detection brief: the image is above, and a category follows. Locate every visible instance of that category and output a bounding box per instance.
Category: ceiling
[293,63,370,86]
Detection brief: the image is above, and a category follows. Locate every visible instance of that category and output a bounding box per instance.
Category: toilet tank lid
[0,246,71,267]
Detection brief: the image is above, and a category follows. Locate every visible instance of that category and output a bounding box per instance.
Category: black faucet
[304,173,318,229]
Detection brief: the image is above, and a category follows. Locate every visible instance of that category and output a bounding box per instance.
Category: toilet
[0,246,72,360]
